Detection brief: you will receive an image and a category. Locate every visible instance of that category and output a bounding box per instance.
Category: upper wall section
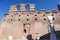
[10,4,35,12]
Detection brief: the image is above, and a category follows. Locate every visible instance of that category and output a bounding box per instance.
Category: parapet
[38,9,58,14]
[10,4,35,12]
[10,5,17,11]
[29,4,35,11]
[50,9,57,13]
[39,9,46,14]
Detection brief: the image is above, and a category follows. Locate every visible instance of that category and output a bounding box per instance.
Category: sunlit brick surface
[0,4,60,40]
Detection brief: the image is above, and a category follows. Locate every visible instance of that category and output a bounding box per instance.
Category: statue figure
[48,16,57,40]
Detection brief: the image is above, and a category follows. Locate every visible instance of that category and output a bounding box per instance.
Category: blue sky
[0,0,60,20]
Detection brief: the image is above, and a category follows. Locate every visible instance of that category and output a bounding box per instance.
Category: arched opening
[26,4,30,11]
[17,5,20,11]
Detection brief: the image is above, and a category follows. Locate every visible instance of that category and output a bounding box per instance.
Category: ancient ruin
[0,4,60,40]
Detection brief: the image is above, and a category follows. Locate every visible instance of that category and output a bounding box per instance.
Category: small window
[11,19,13,21]
[53,18,55,20]
[19,15,20,17]
[35,14,37,16]
[44,18,46,20]
[35,18,37,20]
[18,19,20,21]
[27,19,29,21]
[43,14,45,16]
[27,15,29,16]
[52,14,54,16]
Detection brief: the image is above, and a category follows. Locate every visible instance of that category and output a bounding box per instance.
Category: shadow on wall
[40,30,60,40]
[26,31,60,40]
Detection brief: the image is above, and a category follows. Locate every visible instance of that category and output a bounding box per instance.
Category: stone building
[0,4,60,40]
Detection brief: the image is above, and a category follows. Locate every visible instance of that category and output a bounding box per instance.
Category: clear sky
[0,0,60,21]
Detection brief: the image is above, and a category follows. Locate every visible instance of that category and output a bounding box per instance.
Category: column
[20,4,26,11]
